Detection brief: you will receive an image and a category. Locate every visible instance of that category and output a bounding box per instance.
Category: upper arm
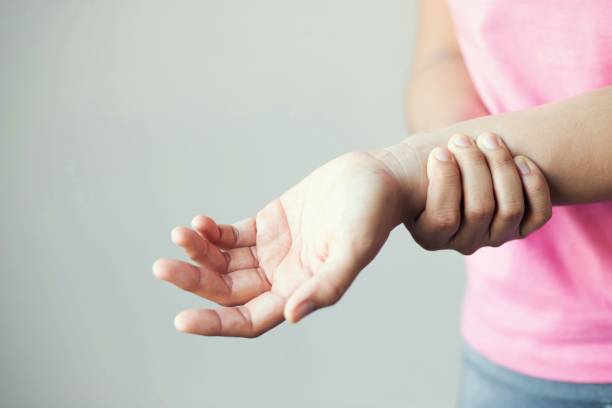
[412,0,462,74]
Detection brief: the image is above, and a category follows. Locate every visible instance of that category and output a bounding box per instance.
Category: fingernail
[152,259,164,279]
[478,132,499,150]
[293,300,315,322]
[452,134,473,147]
[515,156,530,175]
[170,227,183,244]
[174,313,189,332]
[433,147,452,162]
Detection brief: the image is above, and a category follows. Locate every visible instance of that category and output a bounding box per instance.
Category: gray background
[0,1,465,407]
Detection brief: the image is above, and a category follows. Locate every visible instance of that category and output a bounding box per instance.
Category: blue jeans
[458,344,612,408]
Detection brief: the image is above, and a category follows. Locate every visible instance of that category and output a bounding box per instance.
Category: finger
[191,215,238,249]
[412,147,461,250]
[171,226,227,272]
[174,291,285,338]
[153,258,229,302]
[476,132,525,245]
[223,267,271,302]
[192,215,256,249]
[152,258,269,306]
[225,246,259,273]
[515,156,553,237]
[447,134,495,254]
[284,244,360,323]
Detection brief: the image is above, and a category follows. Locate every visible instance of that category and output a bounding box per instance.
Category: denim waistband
[463,342,612,402]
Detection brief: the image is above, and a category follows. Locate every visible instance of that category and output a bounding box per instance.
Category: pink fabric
[447,1,612,382]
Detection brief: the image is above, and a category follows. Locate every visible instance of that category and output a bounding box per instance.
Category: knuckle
[497,201,524,223]
[429,209,460,232]
[466,202,495,222]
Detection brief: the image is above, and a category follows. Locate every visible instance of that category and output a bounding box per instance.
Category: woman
[408,1,612,406]
[154,1,612,405]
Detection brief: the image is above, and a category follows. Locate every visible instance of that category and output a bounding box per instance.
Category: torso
[448,0,612,382]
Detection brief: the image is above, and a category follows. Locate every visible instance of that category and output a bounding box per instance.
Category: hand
[153,151,413,337]
[407,132,552,254]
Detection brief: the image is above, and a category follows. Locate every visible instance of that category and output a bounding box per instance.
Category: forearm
[383,86,612,220]
[407,55,489,132]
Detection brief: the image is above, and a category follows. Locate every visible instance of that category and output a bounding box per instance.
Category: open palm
[153,152,405,337]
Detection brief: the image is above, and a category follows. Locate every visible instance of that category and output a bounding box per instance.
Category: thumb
[284,246,361,324]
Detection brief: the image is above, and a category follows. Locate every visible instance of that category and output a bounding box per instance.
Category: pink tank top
[448,0,612,382]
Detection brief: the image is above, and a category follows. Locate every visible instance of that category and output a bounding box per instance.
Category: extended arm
[153,1,611,337]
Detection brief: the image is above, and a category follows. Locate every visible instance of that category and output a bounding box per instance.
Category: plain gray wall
[0,1,466,406]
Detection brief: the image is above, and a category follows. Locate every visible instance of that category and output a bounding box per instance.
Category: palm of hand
[154,152,403,337]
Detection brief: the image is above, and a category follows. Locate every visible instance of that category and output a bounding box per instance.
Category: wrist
[370,134,434,224]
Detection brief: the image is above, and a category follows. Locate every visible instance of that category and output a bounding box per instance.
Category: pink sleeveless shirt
[448,0,612,382]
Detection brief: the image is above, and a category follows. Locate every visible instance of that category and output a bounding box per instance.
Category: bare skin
[152,134,552,336]
[407,0,488,132]
[154,152,406,336]
[409,135,550,255]
[153,0,612,337]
